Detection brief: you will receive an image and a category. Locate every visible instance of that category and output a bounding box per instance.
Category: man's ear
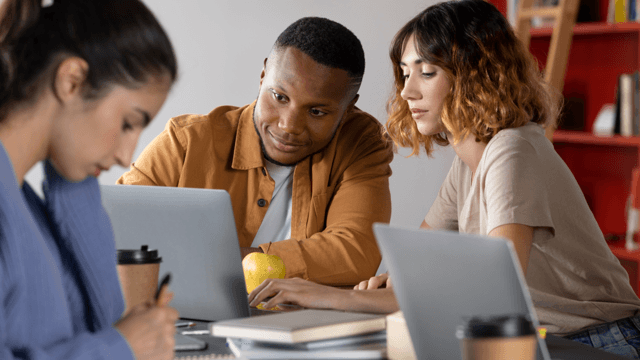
[259,57,268,88]
[346,93,359,113]
[53,57,89,103]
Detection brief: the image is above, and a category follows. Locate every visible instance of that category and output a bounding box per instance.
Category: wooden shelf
[531,21,640,37]
[487,1,640,295]
[487,0,640,296]
[553,130,640,146]
[608,240,640,294]
[480,0,640,295]
[609,240,640,259]
[530,23,640,134]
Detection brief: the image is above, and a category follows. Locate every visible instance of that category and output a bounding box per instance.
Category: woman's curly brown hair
[385,0,561,156]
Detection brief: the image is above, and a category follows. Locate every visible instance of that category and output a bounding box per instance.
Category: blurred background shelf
[533,21,640,294]
[554,130,640,145]
[607,241,640,294]
[531,21,640,35]
[529,20,640,238]
[489,0,640,294]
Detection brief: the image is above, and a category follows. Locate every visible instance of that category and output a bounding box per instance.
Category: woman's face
[400,35,451,136]
[50,75,172,182]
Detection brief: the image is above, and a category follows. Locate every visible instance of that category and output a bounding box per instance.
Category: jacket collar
[232,101,265,170]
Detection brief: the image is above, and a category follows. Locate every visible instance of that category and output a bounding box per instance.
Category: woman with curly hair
[249,0,640,356]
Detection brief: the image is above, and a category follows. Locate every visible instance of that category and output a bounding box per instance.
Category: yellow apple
[242,252,286,294]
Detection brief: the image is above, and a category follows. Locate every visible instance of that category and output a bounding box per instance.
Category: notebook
[225,331,387,359]
[100,184,251,322]
[210,309,386,344]
[174,335,234,360]
[373,223,551,360]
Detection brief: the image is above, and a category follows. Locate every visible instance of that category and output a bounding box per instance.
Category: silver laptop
[100,184,250,322]
[373,223,551,360]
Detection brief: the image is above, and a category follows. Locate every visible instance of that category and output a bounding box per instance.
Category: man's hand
[248,278,349,310]
[353,272,391,290]
[248,277,400,314]
[240,247,263,259]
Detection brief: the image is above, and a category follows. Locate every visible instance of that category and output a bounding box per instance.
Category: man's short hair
[274,17,365,90]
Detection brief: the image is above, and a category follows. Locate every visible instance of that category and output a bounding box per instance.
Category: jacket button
[257,199,267,207]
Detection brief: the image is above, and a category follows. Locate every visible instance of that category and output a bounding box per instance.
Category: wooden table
[173,319,630,360]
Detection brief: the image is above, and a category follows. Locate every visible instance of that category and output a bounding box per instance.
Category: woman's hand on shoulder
[115,298,179,360]
[354,273,391,290]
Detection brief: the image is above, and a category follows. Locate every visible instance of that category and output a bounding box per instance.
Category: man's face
[253,47,358,166]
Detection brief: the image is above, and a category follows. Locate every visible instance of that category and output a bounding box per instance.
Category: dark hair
[274,17,365,90]
[0,0,178,121]
[385,0,560,156]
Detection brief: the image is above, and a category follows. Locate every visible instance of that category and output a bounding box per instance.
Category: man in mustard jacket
[117,17,393,286]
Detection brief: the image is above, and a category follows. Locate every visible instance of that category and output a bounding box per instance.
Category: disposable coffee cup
[117,245,162,315]
[456,314,537,360]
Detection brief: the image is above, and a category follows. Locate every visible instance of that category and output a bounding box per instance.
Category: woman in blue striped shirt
[0,1,179,359]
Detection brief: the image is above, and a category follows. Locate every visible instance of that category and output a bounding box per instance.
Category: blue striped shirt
[0,141,134,360]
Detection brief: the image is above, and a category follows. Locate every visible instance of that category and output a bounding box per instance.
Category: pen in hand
[155,273,172,307]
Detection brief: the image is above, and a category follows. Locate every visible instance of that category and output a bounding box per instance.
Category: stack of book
[615,71,640,137]
[608,0,640,22]
[210,309,387,359]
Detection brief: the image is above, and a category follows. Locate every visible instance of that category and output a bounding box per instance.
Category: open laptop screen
[101,184,250,321]
[373,223,550,360]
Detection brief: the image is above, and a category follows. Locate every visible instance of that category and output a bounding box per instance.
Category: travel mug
[456,314,537,360]
[116,245,162,315]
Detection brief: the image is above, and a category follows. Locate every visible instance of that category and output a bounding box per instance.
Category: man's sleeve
[117,119,185,186]
[259,121,394,286]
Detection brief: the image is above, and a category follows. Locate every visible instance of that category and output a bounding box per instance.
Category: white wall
[25,0,455,273]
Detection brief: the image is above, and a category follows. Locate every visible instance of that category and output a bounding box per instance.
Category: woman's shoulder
[493,122,544,141]
[485,123,546,155]
[478,123,554,175]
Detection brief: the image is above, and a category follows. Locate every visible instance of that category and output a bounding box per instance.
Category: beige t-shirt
[425,122,640,335]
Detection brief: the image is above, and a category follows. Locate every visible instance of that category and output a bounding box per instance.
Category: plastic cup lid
[456,314,536,339]
[117,245,162,264]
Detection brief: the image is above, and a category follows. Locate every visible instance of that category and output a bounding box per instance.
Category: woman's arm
[488,223,533,274]
[427,219,533,273]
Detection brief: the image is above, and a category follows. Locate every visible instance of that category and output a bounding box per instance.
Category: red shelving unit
[554,130,640,146]
[609,242,640,294]
[532,23,640,133]
[529,22,640,294]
